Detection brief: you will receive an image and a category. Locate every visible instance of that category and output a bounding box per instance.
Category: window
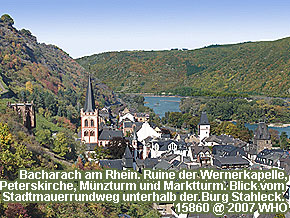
[84,131,89,136]
[155,144,159,151]
[84,119,88,127]
[91,120,94,127]
[90,131,95,136]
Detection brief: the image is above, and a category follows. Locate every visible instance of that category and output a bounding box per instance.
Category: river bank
[268,123,290,128]
[129,93,187,98]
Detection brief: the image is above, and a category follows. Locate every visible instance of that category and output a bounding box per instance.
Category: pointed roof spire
[122,145,133,168]
[199,111,209,125]
[83,74,96,113]
[123,145,133,159]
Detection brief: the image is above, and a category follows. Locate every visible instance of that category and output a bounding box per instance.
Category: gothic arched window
[90,131,95,136]
[84,119,88,127]
[91,120,94,127]
[84,131,89,136]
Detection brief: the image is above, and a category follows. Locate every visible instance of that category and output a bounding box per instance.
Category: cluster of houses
[79,76,290,218]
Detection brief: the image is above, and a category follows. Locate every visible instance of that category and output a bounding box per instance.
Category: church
[80,75,124,151]
[80,75,99,151]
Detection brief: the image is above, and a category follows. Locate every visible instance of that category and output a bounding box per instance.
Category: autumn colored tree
[0,14,14,26]
[269,128,279,147]
[25,81,33,94]
[0,122,33,180]
[4,203,30,218]
[94,146,111,160]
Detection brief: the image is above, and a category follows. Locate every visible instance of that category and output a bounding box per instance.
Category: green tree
[94,146,111,160]
[107,137,129,159]
[0,14,14,26]
[35,129,52,148]
[213,121,240,138]
[280,132,289,150]
[53,132,69,157]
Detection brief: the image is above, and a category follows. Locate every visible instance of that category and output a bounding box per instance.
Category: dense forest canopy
[77,37,290,97]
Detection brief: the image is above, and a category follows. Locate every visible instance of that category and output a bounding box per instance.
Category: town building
[198,111,210,143]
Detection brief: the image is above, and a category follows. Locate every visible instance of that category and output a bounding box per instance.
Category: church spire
[83,74,96,113]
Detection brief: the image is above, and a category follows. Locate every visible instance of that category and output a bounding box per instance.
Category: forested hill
[0,14,116,109]
[77,37,290,97]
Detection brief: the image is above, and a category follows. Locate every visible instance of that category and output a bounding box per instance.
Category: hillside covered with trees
[77,36,290,97]
[0,14,117,121]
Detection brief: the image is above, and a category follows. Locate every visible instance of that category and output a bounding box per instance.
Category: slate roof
[99,111,110,118]
[136,158,159,169]
[191,146,211,156]
[122,146,133,168]
[86,143,98,151]
[256,149,286,166]
[212,144,246,157]
[123,121,143,131]
[214,156,250,165]
[161,153,179,162]
[161,134,171,140]
[99,129,123,140]
[99,159,123,170]
[199,111,209,125]
[205,135,247,148]
[254,122,270,140]
[123,146,133,159]
[153,160,173,170]
[83,75,96,113]
[152,140,188,151]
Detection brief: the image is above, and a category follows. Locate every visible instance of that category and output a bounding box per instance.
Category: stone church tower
[81,75,99,151]
[253,122,272,153]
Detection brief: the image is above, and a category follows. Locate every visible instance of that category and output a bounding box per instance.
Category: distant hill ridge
[76,37,290,96]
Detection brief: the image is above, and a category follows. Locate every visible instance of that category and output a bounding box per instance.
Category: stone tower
[8,102,36,131]
[253,122,272,153]
[81,75,99,151]
[199,111,210,143]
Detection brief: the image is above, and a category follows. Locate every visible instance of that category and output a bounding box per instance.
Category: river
[144,96,181,117]
[145,96,290,136]
[233,122,290,136]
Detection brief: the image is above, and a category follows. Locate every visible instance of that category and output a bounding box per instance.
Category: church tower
[199,111,210,144]
[81,75,99,151]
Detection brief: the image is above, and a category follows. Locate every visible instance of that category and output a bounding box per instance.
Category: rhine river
[144,96,290,136]
[144,96,181,118]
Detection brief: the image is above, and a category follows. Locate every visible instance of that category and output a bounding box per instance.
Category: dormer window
[154,143,159,151]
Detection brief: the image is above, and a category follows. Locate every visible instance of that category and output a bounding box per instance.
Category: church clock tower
[81,75,99,151]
